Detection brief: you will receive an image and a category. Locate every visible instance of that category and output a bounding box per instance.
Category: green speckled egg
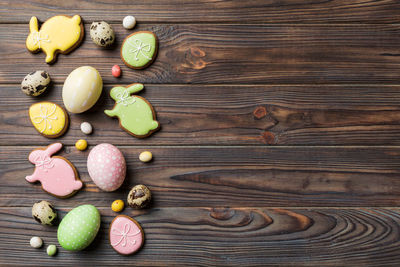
[57,205,100,251]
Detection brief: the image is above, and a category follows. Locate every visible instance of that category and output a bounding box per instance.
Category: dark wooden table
[2,0,400,266]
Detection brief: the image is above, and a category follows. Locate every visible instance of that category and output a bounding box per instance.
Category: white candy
[80,122,93,135]
[123,16,136,29]
[30,236,43,248]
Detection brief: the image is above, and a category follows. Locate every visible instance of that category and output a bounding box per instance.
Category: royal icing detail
[121,31,157,69]
[26,143,83,198]
[29,102,68,137]
[111,223,141,247]
[104,84,160,138]
[26,15,83,63]
[109,215,144,255]
[31,104,58,133]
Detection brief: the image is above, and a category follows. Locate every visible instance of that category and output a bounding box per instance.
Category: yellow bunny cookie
[26,15,84,64]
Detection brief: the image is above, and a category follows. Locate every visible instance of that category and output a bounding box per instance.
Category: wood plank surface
[2,145,400,208]
[2,24,400,84]
[1,0,400,24]
[3,84,400,146]
[1,207,400,266]
[2,0,400,265]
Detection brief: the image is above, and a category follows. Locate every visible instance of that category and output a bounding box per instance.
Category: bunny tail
[73,180,83,190]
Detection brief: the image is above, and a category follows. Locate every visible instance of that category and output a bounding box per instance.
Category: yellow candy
[139,151,152,162]
[75,139,87,151]
[111,200,124,212]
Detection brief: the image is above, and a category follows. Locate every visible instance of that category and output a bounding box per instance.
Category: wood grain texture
[3,84,400,146]
[1,0,400,24]
[1,207,400,266]
[2,145,400,208]
[2,24,400,84]
[2,0,400,265]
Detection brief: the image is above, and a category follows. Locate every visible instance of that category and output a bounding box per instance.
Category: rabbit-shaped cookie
[26,15,84,64]
[26,143,83,198]
[105,83,160,138]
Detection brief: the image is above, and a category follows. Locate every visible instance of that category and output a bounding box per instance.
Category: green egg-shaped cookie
[57,204,100,251]
[121,31,158,69]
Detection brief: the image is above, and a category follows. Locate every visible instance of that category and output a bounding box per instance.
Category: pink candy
[112,65,121,77]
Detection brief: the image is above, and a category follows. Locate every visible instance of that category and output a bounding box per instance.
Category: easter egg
[57,205,100,251]
[62,66,103,113]
[87,144,126,191]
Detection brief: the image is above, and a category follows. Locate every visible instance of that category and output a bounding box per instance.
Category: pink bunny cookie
[26,143,83,198]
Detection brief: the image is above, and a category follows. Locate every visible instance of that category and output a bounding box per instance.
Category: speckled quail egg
[127,184,152,209]
[90,21,115,47]
[32,200,57,225]
[21,70,51,96]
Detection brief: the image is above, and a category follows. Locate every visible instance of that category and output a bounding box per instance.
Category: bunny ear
[29,16,39,33]
[45,143,62,156]
[28,150,43,164]
[109,86,125,100]
[126,83,144,95]
[71,15,81,25]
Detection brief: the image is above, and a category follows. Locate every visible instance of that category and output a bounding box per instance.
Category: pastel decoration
[122,16,136,30]
[121,31,158,69]
[26,15,84,64]
[29,101,69,138]
[26,143,83,198]
[109,215,144,255]
[62,66,103,113]
[87,143,126,192]
[104,83,160,138]
[58,205,100,251]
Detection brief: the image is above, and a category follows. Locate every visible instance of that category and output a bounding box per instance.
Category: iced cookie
[104,83,160,138]
[109,215,144,255]
[26,15,84,64]
[21,70,51,96]
[121,31,158,69]
[29,101,69,138]
[26,143,83,198]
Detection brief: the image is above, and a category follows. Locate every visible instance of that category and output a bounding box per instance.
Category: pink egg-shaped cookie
[110,215,144,255]
[87,143,126,191]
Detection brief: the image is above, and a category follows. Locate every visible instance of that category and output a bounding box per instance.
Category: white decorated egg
[62,66,103,113]
[57,205,100,251]
[87,143,126,191]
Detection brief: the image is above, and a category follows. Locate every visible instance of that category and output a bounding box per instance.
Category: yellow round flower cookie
[29,101,69,138]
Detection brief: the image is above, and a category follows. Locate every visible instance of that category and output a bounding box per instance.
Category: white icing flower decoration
[115,89,136,107]
[32,104,58,133]
[31,31,50,49]
[111,223,141,247]
[34,155,54,172]
[127,39,152,61]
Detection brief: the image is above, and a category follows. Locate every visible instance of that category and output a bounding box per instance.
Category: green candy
[121,31,157,69]
[47,245,57,256]
[57,205,100,251]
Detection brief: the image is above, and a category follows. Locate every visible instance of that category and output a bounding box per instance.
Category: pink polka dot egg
[87,143,126,191]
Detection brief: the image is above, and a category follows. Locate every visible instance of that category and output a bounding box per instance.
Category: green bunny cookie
[104,83,160,138]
